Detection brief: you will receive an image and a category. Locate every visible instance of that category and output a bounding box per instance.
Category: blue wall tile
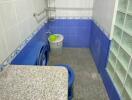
[90,21,120,100]
[11,23,49,65]
[48,19,92,48]
[90,21,111,70]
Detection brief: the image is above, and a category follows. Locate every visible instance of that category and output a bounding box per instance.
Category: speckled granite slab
[0,65,68,100]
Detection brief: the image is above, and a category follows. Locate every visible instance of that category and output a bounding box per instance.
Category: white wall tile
[14,0,31,22]
[0,0,46,63]
[0,35,8,63]
[50,0,93,17]
[32,0,45,13]
[4,26,20,55]
[0,16,9,63]
[0,2,17,30]
[54,0,93,8]
[93,0,116,36]
[55,10,92,17]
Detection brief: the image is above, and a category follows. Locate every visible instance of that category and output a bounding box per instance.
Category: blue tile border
[56,16,92,20]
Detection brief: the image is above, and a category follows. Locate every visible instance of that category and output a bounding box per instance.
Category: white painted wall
[93,0,117,37]
[0,0,46,63]
[49,0,94,18]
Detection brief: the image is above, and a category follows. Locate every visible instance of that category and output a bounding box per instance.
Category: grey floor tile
[48,48,109,100]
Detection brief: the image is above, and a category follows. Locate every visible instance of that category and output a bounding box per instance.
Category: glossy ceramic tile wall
[93,0,116,37]
[49,0,94,18]
[0,0,47,63]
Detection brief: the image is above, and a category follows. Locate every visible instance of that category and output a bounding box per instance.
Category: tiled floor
[48,48,109,100]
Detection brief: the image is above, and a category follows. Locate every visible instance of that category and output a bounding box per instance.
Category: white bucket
[48,34,64,54]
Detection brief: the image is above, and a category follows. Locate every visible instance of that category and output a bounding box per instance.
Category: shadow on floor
[48,48,109,100]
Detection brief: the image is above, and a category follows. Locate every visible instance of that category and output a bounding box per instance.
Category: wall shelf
[113,73,124,95]
[111,40,120,56]
[128,61,132,79]
[121,32,132,55]
[122,88,131,100]
[117,48,130,70]
[113,26,122,43]
[127,0,132,15]
[113,35,131,56]
[115,12,125,28]
[115,60,127,83]
[109,51,117,69]
[115,24,123,30]
[124,15,132,36]
[118,0,128,12]
[124,75,132,99]
[107,0,132,99]
[107,62,115,80]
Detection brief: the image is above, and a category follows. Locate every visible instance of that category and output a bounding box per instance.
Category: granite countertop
[0,65,68,100]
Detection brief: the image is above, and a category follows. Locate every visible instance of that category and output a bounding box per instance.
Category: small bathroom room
[0,0,132,100]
